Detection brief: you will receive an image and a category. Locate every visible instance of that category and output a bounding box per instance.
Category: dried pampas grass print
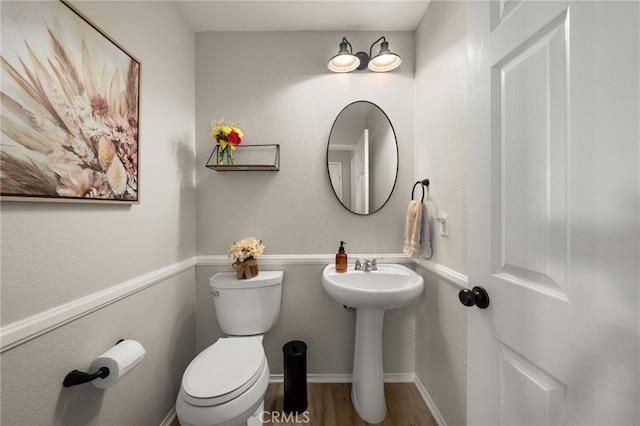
[1,1,140,203]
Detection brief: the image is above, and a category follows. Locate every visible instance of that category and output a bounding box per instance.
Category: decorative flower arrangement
[208,119,243,165]
[228,236,264,279]
[228,236,265,262]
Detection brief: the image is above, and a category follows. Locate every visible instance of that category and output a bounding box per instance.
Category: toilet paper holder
[62,339,123,387]
[63,366,110,387]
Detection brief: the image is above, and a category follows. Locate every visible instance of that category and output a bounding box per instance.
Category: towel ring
[411,179,430,202]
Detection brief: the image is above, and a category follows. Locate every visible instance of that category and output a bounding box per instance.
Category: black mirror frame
[326,100,399,215]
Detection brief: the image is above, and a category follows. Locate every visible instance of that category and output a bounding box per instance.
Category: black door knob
[458,286,490,309]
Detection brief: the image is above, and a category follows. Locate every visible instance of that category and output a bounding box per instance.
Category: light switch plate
[437,214,449,237]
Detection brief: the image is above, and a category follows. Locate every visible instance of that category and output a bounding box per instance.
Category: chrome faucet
[355,258,382,272]
[363,259,375,271]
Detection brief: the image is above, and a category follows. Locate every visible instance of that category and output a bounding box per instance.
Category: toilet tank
[210,271,283,335]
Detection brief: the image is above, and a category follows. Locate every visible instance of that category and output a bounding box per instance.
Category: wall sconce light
[328,36,401,73]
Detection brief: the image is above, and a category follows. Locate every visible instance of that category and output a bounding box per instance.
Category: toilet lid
[182,337,265,406]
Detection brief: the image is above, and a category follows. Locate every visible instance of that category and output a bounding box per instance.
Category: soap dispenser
[336,241,348,273]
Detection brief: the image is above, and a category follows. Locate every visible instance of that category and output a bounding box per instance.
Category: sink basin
[322,263,424,309]
[321,263,424,423]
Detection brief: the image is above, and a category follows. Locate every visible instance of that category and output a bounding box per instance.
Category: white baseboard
[383,372,416,383]
[268,372,414,384]
[159,406,176,426]
[414,375,447,426]
[269,373,350,383]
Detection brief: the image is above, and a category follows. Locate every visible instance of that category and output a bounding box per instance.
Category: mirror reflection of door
[327,101,398,215]
[328,162,343,200]
[351,129,369,214]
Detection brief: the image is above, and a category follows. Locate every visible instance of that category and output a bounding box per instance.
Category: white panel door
[467,1,639,425]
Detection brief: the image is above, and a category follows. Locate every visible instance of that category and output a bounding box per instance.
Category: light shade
[368,40,401,72]
[328,38,360,72]
[328,36,401,73]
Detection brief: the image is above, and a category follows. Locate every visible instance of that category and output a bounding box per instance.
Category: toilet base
[176,361,270,426]
[247,401,264,426]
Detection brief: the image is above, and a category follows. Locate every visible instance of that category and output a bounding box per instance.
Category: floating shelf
[206,144,280,171]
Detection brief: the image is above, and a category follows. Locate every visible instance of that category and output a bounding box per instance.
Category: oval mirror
[327,101,398,215]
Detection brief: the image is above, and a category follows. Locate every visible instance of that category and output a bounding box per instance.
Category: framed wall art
[1,0,140,203]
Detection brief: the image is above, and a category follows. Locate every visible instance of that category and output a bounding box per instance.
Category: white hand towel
[403,200,423,258]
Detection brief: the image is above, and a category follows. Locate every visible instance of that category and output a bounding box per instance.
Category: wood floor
[264,382,437,426]
[174,383,437,425]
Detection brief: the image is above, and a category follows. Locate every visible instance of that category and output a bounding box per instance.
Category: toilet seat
[181,337,265,407]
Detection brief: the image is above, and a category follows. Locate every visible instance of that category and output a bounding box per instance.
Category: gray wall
[0,1,197,424]
[195,31,415,256]
[194,30,418,376]
[414,2,469,425]
[1,3,472,425]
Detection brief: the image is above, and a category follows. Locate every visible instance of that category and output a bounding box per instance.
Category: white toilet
[176,270,284,426]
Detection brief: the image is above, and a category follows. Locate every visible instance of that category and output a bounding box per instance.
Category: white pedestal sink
[321,263,424,423]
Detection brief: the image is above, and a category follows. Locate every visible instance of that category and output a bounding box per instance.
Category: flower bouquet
[209,119,243,165]
[228,236,265,279]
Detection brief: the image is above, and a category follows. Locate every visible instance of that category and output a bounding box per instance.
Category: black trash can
[283,340,308,414]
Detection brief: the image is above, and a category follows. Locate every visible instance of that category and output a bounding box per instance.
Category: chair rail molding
[0,257,197,353]
[414,257,468,290]
[197,253,412,265]
[1,253,464,353]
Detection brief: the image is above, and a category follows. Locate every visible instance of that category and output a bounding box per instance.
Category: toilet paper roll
[89,340,145,389]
